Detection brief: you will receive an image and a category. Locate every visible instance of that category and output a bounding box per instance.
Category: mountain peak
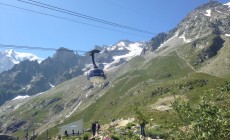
[0,49,43,73]
[4,49,15,55]
[143,0,230,54]
[174,0,230,42]
[206,0,220,5]
[55,47,74,56]
[196,1,221,10]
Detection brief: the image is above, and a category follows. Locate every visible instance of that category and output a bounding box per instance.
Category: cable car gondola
[87,50,106,83]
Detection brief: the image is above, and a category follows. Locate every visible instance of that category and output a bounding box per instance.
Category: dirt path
[177,54,196,71]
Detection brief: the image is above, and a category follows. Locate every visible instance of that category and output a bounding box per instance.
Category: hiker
[140,122,146,137]
[91,122,97,137]
[96,121,100,135]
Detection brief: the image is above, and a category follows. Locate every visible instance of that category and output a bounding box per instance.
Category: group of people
[91,121,114,140]
[91,121,100,137]
[90,119,147,139]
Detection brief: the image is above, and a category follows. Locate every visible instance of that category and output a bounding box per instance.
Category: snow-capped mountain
[0,48,84,105]
[0,41,145,105]
[0,49,43,73]
[92,40,146,71]
[143,1,230,54]
[105,41,145,70]
[175,1,230,41]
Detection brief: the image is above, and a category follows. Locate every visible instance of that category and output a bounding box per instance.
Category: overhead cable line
[16,0,155,35]
[0,43,141,54]
[0,43,87,53]
[0,2,152,38]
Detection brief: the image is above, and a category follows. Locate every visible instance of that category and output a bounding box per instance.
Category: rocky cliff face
[0,48,84,105]
[143,1,230,54]
[0,41,145,105]
[40,48,84,85]
[176,1,230,41]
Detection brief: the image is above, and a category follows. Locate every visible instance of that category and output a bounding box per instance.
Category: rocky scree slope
[142,1,230,54]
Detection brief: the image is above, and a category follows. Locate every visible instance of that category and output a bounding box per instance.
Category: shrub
[83,132,91,140]
[170,94,230,139]
[125,122,136,129]
[146,128,168,139]
[110,134,119,140]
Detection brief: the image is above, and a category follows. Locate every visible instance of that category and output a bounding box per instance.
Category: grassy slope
[199,36,230,78]
[41,54,195,136]
[65,53,229,130]
[176,35,230,78]
[16,53,230,139]
[6,76,88,138]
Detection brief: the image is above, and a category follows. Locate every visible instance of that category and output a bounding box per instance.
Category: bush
[146,128,168,139]
[110,134,120,140]
[170,94,230,139]
[83,132,91,140]
[125,122,136,129]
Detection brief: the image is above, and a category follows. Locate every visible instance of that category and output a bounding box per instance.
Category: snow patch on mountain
[179,34,192,43]
[4,49,43,64]
[15,51,42,63]
[104,41,145,70]
[113,42,143,61]
[49,83,55,88]
[224,2,230,8]
[225,34,230,37]
[12,95,30,100]
[205,9,212,16]
[156,34,183,51]
[0,49,43,73]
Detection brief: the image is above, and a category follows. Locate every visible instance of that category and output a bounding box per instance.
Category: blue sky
[0,0,229,58]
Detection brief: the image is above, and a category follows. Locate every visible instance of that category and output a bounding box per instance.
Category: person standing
[140,121,147,137]
[96,121,100,135]
[91,122,97,137]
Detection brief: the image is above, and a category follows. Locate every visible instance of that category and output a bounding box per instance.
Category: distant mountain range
[0,49,43,73]
[0,41,145,105]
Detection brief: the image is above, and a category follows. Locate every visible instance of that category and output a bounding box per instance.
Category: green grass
[176,34,227,71]
[60,54,201,127]
[144,53,193,79]
[9,53,230,139]
[65,72,229,135]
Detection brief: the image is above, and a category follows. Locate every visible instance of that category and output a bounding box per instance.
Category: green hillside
[3,50,229,140]
[176,35,230,78]
[36,53,230,139]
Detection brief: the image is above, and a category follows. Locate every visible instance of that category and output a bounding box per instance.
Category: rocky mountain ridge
[143,1,230,54]
[0,49,43,73]
[0,41,145,105]
[0,48,84,105]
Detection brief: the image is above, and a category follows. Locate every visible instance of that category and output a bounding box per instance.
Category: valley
[0,1,230,140]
